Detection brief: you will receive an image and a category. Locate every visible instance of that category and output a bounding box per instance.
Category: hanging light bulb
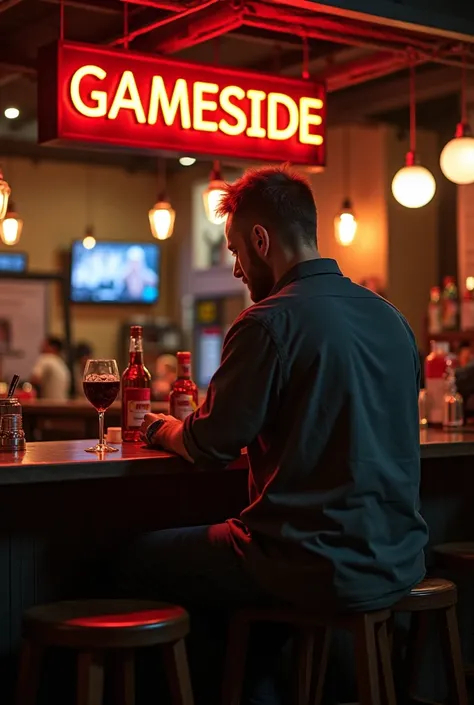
[440,124,474,185]
[0,200,23,245]
[0,168,11,220]
[334,199,357,246]
[82,225,96,250]
[391,60,436,209]
[149,197,175,240]
[203,161,226,225]
[392,152,436,208]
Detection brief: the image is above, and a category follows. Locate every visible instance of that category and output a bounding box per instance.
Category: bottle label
[442,300,458,330]
[426,378,445,424]
[124,388,151,428]
[170,393,196,422]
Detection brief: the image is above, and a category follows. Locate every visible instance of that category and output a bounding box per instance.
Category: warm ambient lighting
[0,202,23,245]
[334,199,357,246]
[0,170,11,220]
[4,107,19,120]
[179,157,196,167]
[466,276,474,292]
[440,124,474,185]
[392,154,436,209]
[203,161,226,225]
[149,199,175,240]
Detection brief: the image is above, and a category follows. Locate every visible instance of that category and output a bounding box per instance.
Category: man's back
[229,259,428,609]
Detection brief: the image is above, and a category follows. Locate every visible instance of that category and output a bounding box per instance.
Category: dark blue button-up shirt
[183,258,428,610]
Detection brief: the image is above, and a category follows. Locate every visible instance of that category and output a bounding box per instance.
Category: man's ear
[250,224,270,259]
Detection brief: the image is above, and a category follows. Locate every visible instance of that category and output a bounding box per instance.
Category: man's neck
[272,248,321,284]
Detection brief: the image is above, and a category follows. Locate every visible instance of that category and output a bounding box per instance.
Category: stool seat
[393,577,457,612]
[434,542,474,572]
[22,599,189,649]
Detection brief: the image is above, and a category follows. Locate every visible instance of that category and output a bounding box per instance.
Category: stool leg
[162,638,194,705]
[16,639,43,705]
[438,606,469,705]
[376,621,397,705]
[77,652,104,705]
[221,614,250,705]
[353,614,381,705]
[309,627,332,705]
[111,650,135,705]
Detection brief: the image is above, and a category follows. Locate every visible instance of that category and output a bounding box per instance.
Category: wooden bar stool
[16,599,194,705]
[222,606,396,705]
[391,577,468,705]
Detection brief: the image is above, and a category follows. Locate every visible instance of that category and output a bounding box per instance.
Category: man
[31,336,70,400]
[137,165,428,704]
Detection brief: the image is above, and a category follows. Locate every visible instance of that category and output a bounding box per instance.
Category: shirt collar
[270,258,343,297]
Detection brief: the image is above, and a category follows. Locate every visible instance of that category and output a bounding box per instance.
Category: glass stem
[98,412,105,447]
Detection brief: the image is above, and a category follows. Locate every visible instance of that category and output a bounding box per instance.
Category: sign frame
[38,41,327,167]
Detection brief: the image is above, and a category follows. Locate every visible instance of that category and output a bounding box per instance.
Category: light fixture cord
[302,34,309,79]
[123,1,129,50]
[343,127,351,198]
[59,0,65,42]
[409,58,416,155]
[461,49,467,125]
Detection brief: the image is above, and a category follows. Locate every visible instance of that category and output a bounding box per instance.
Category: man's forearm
[155,419,194,463]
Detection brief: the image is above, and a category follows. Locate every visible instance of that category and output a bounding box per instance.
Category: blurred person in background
[74,342,93,397]
[30,336,70,400]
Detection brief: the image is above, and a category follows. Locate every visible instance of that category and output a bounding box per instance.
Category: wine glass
[83,359,120,453]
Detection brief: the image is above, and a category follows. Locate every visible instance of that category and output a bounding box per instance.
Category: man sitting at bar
[137,165,428,705]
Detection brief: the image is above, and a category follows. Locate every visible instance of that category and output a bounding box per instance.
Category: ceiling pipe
[119,0,200,9]
[158,14,244,54]
[111,0,219,46]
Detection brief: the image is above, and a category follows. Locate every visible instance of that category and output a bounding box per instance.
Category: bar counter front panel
[0,429,472,703]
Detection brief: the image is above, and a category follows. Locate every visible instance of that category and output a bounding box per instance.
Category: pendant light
[82,225,96,250]
[391,59,436,209]
[0,200,23,246]
[149,158,175,241]
[203,161,226,225]
[440,53,474,185]
[334,127,357,246]
[0,168,11,220]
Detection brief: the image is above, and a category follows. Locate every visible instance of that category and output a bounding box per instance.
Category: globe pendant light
[440,55,474,185]
[0,200,23,246]
[203,161,226,225]
[391,60,436,209]
[334,127,357,246]
[0,168,11,220]
[149,158,175,241]
[82,225,96,250]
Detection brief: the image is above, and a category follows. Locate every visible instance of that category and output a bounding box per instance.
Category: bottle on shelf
[442,360,464,429]
[461,287,474,331]
[441,276,459,331]
[121,325,152,442]
[169,351,198,421]
[425,341,449,425]
[427,286,442,335]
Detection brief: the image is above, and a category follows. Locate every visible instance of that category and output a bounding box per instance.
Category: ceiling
[0,0,472,169]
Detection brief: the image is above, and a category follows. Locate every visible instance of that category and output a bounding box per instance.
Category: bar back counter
[0,429,473,703]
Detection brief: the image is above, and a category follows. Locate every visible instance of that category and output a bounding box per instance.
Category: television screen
[0,251,27,273]
[70,240,160,304]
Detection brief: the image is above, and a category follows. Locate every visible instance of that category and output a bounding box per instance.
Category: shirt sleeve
[183,316,283,466]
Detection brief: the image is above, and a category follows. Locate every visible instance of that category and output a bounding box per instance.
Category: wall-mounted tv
[70,240,160,304]
[0,251,27,273]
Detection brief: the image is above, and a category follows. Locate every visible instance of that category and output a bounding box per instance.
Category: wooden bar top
[20,399,168,416]
[0,428,470,486]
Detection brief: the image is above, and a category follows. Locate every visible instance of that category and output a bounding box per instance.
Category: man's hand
[140,413,194,463]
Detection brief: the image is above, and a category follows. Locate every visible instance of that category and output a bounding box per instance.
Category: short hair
[46,336,63,353]
[216,164,318,249]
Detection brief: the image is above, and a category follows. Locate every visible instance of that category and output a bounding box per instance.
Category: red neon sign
[38,42,326,166]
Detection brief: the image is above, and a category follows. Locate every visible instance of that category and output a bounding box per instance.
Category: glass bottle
[121,325,152,442]
[169,352,198,421]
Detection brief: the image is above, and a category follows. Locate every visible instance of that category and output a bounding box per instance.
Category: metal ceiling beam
[40,0,129,15]
[329,65,459,125]
[154,5,243,53]
[119,0,201,10]
[0,0,23,12]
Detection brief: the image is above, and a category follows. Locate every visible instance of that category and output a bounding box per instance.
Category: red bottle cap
[176,351,191,362]
[130,325,143,336]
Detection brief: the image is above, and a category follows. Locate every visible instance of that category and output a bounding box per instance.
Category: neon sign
[39,42,326,166]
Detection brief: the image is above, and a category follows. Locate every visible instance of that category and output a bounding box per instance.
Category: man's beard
[247,258,274,303]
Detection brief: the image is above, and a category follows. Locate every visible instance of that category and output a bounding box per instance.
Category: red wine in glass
[83,380,120,412]
[83,360,120,453]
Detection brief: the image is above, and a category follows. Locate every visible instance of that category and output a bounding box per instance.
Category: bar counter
[0,430,473,703]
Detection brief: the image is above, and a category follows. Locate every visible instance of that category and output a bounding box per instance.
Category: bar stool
[16,599,194,705]
[222,606,396,705]
[392,577,468,705]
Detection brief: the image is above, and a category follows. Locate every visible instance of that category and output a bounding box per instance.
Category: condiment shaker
[442,368,464,430]
[0,397,26,451]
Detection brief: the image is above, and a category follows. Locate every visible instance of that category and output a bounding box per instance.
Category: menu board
[0,279,48,381]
